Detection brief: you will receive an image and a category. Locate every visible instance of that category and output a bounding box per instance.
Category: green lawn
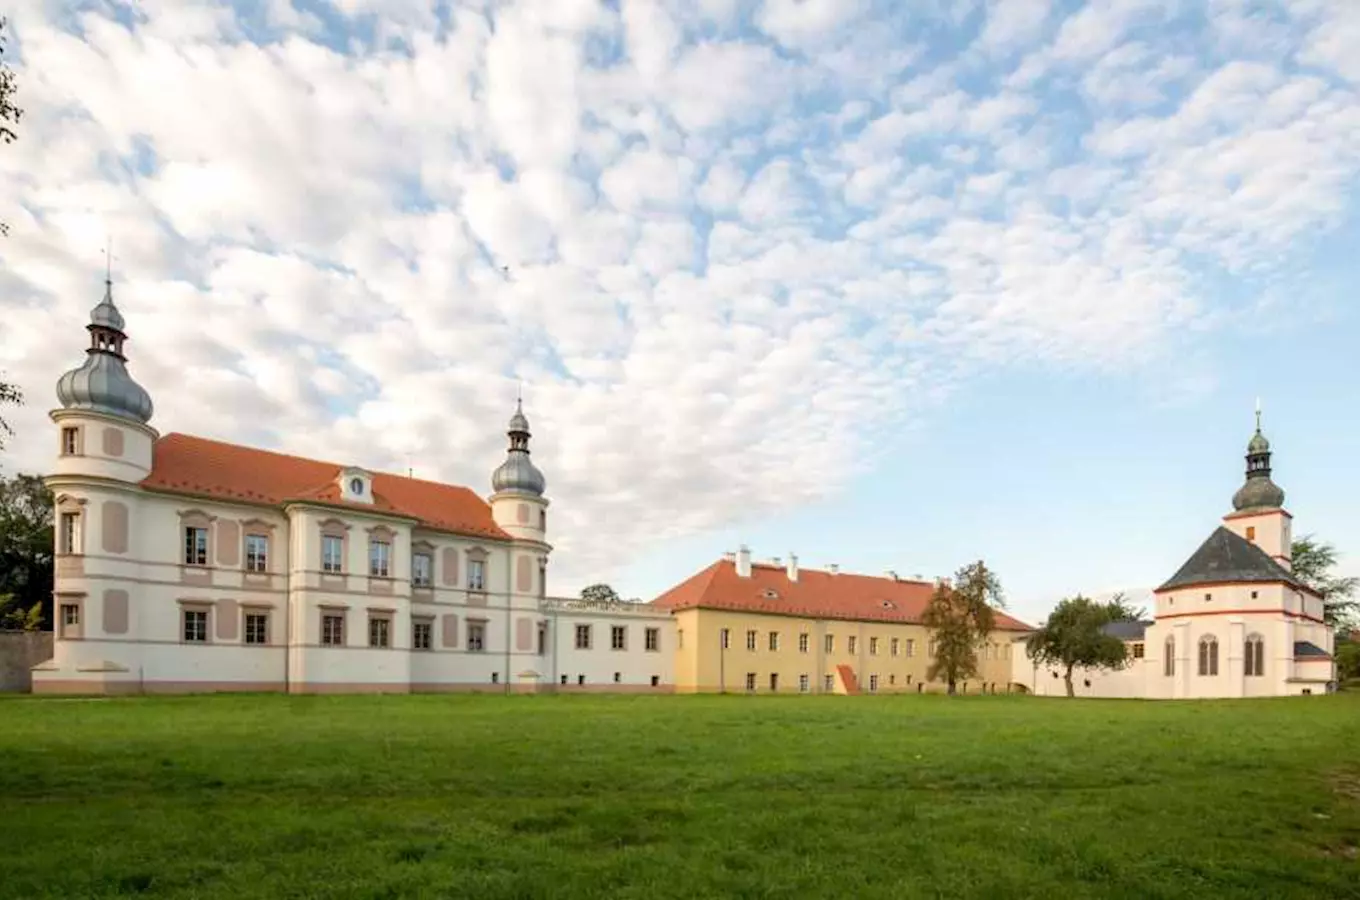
[2,693,1358,899]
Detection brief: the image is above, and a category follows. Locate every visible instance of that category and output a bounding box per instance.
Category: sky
[1,0,1358,628]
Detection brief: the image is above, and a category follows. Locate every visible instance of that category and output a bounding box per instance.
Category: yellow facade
[673,608,1023,694]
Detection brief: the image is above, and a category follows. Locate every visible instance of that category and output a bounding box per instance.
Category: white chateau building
[1014,411,1337,698]
[34,279,673,694]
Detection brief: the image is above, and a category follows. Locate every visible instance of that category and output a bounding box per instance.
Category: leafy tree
[1336,637,1359,685]
[0,16,22,237]
[580,583,621,604]
[0,474,54,629]
[1025,595,1137,697]
[0,593,42,631]
[0,379,20,450]
[1290,535,1358,628]
[923,560,1004,694]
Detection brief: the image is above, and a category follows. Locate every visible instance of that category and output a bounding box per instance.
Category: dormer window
[761,588,779,600]
[339,468,373,504]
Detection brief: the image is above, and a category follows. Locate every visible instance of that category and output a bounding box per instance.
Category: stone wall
[0,631,54,692]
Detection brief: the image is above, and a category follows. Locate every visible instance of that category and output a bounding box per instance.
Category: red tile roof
[650,559,1033,631]
[140,433,510,540]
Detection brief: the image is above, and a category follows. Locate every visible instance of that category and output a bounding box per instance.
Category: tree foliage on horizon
[580,583,622,604]
[1,16,23,237]
[923,560,1004,694]
[1025,594,1137,698]
[0,473,54,631]
[1290,535,1358,628]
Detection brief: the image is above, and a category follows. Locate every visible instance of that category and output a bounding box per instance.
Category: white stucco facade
[1013,419,1337,700]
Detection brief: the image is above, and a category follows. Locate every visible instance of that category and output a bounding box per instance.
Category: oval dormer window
[880,599,897,609]
[762,588,779,600]
[350,477,363,495]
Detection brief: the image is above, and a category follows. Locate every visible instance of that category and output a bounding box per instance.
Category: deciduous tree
[580,583,621,604]
[1,16,23,237]
[923,560,1004,694]
[1290,535,1358,628]
[0,380,20,450]
[0,474,53,629]
[1025,595,1136,697]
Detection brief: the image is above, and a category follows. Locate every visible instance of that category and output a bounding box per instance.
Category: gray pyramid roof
[1293,641,1330,659]
[1101,619,1153,640]
[1156,526,1307,593]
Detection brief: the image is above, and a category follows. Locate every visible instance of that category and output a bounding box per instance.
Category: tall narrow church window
[1198,635,1219,676]
[61,427,79,456]
[59,512,80,555]
[1244,634,1265,677]
[1164,638,1175,677]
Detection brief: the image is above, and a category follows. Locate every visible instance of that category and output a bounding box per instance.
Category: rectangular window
[869,674,879,692]
[720,628,730,649]
[575,624,591,650]
[825,634,834,653]
[492,672,500,684]
[907,639,916,658]
[798,633,809,653]
[824,673,834,692]
[745,672,756,692]
[645,627,660,652]
[611,625,627,650]
[59,602,80,638]
[678,629,685,649]
[369,616,391,648]
[1246,526,1256,541]
[413,621,432,651]
[799,674,810,693]
[1132,642,1145,659]
[322,614,345,646]
[182,609,208,643]
[245,534,268,573]
[61,427,79,455]
[891,638,900,657]
[59,513,79,555]
[769,673,779,691]
[369,540,391,578]
[848,636,857,655]
[537,625,547,656]
[746,630,757,651]
[467,622,486,652]
[412,553,432,588]
[322,535,344,573]
[184,526,208,566]
[468,559,485,591]
[869,637,879,656]
[244,612,268,645]
[768,631,779,652]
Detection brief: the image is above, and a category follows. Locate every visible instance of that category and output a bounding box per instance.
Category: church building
[1014,411,1337,698]
[33,278,674,694]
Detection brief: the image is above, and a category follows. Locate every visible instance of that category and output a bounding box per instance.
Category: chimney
[736,545,751,578]
[828,564,839,575]
[787,553,798,582]
[771,556,782,567]
[723,551,736,563]
[886,569,899,581]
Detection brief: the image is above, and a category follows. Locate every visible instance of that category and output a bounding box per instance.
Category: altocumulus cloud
[1,0,1358,591]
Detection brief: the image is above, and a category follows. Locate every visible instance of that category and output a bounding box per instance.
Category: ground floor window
[824,674,834,692]
[799,674,809,693]
[244,612,268,645]
[413,621,432,651]
[745,672,756,692]
[869,674,879,692]
[769,673,779,691]
[322,614,345,646]
[1245,634,1265,676]
[467,622,486,652]
[369,616,391,649]
[182,609,208,643]
[1198,635,1219,676]
[58,602,81,639]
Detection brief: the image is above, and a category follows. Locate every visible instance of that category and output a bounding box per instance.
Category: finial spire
[1255,397,1262,432]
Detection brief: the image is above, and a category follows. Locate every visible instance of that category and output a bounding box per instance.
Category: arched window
[1244,634,1265,677]
[1198,635,1219,676]
[1164,637,1175,677]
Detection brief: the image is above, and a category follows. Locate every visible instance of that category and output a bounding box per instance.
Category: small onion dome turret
[1232,409,1283,512]
[55,280,154,425]
[491,399,545,496]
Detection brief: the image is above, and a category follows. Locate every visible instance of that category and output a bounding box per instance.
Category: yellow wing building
[650,547,1032,694]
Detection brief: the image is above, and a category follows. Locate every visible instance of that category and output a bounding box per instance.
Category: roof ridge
[162,432,481,493]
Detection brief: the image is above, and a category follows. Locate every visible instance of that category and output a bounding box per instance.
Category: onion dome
[491,398,545,496]
[55,279,154,424]
[1231,405,1284,512]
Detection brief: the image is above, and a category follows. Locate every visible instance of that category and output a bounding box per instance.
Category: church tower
[51,275,157,484]
[1222,402,1291,569]
[488,398,551,602]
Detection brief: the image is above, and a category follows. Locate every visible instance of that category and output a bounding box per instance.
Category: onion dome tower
[50,274,157,482]
[1231,404,1285,513]
[488,395,550,601]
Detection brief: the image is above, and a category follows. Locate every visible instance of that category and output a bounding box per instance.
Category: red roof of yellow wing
[650,559,1033,631]
[140,433,510,540]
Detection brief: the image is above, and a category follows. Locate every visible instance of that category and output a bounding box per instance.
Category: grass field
[3,692,1359,899]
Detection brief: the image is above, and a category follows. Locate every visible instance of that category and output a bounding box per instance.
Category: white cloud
[2,0,1358,594]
